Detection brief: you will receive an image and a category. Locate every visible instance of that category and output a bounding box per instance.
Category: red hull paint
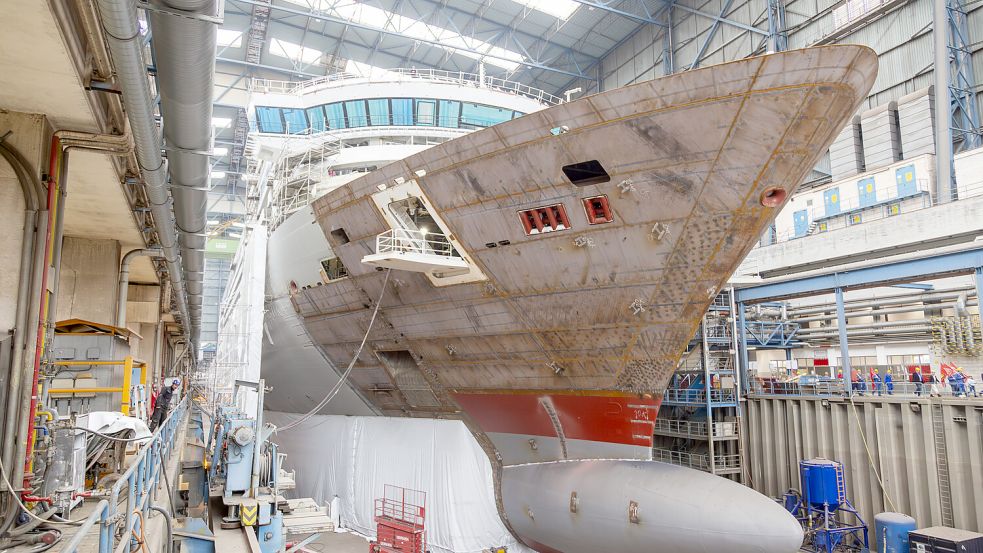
[452,392,660,448]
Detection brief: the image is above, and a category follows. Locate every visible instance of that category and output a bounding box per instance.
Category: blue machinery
[783,459,869,552]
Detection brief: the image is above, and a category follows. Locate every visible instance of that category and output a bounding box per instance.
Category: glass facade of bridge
[256,98,525,134]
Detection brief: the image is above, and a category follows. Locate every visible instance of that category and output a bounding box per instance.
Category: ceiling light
[213,147,229,156]
[212,117,232,128]
[211,171,227,179]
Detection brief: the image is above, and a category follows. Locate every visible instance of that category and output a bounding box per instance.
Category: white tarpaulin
[80,411,152,441]
[265,411,532,553]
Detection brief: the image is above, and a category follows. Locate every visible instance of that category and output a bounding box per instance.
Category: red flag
[940,362,955,379]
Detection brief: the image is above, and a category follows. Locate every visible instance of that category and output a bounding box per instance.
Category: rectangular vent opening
[330,227,350,244]
[562,160,610,186]
[583,195,613,224]
[320,256,349,281]
[519,204,570,235]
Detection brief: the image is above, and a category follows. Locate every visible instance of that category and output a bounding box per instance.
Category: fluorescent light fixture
[207,219,220,225]
[228,232,243,239]
[231,222,246,228]
[270,38,322,65]
[213,147,229,156]
[211,171,227,179]
[512,0,579,19]
[216,29,243,48]
[212,117,232,128]
[283,0,524,70]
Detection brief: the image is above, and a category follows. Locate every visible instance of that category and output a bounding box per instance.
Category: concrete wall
[55,237,120,324]
[737,193,983,278]
[744,395,983,532]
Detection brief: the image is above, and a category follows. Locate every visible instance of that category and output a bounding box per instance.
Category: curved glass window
[256,97,527,134]
[391,99,414,126]
[415,99,436,126]
[306,106,326,132]
[325,103,345,130]
[461,102,512,128]
[256,106,284,133]
[344,100,368,128]
[439,100,461,128]
[367,99,390,126]
[282,108,308,134]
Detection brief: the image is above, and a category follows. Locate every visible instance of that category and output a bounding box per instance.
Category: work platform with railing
[362,228,470,277]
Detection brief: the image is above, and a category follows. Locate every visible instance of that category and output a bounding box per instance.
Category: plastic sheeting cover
[265,411,532,553]
[80,411,152,441]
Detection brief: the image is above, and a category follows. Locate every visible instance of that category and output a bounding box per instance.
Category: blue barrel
[799,459,844,509]
[873,512,916,553]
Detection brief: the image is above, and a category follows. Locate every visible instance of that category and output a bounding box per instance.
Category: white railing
[652,448,743,472]
[250,68,562,105]
[376,228,457,258]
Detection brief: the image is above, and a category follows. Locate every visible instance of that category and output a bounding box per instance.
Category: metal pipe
[117,248,163,328]
[0,141,44,496]
[934,0,954,203]
[798,319,933,333]
[149,505,173,553]
[787,286,976,315]
[792,302,964,324]
[146,0,219,347]
[96,0,192,343]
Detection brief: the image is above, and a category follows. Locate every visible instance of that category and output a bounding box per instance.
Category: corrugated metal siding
[598,0,979,119]
[744,396,983,532]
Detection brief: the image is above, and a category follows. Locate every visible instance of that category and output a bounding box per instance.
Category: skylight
[269,38,323,65]
[212,117,232,128]
[213,147,229,156]
[512,0,580,19]
[344,60,400,79]
[216,29,243,48]
[281,0,524,71]
[211,171,227,179]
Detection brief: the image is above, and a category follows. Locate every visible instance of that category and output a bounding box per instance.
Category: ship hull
[264,46,878,553]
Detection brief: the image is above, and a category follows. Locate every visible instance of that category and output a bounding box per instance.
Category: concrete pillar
[54,237,121,324]
[0,111,49,331]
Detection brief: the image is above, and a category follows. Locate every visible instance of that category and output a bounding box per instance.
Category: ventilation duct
[97,0,217,346]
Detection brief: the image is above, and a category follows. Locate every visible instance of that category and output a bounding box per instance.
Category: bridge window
[306,106,326,132]
[256,106,284,133]
[282,108,308,134]
[461,102,512,128]
[392,98,414,126]
[415,99,436,126]
[257,98,530,134]
[368,99,391,126]
[345,100,368,128]
[325,103,345,130]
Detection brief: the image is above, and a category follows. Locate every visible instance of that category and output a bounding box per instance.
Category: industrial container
[873,512,916,553]
[909,526,983,553]
[800,459,844,510]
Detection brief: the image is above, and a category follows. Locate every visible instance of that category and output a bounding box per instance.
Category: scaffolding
[266,132,342,230]
[655,289,746,481]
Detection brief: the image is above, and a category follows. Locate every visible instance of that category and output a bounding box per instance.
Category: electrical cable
[278,269,392,432]
[70,426,153,442]
[0,454,86,526]
[847,397,897,511]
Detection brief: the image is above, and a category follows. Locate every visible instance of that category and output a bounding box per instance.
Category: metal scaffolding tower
[654,289,745,481]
